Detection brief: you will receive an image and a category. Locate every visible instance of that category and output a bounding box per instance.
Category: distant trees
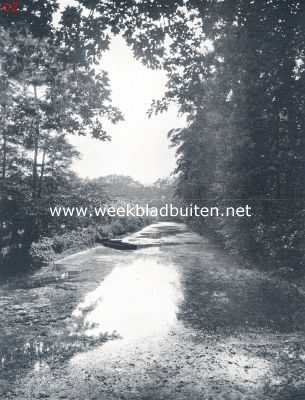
[92,175,176,207]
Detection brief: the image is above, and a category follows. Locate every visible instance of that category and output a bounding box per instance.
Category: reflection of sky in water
[72,258,182,339]
[125,222,203,246]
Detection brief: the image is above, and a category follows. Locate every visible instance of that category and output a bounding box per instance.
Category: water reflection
[125,222,203,247]
[72,258,182,340]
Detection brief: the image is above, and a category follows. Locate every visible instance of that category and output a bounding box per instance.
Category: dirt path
[2,222,305,399]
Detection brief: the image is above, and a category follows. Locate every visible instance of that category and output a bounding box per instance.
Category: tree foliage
[0,3,123,271]
[1,0,305,274]
[80,0,305,273]
[146,0,305,272]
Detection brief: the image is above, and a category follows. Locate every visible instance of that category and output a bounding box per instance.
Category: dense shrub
[30,237,55,266]
[28,215,152,268]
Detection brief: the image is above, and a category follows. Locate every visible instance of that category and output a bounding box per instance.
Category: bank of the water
[3,222,305,400]
[0,217,153,277]
[51,222,153,265]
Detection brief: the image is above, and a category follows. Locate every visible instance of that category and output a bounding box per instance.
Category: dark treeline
[160,1,305,274]
[1,1,304,274]
[94,175,175,206]
[115,0,305,274]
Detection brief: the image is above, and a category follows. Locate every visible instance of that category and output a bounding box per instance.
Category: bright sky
[70,36,185,185]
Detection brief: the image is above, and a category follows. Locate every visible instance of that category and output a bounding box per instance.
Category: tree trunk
[32,84,40,199]
[38,147,46,198]
[2,133,7,181]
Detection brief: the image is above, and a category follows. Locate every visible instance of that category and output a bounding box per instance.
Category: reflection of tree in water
[177,250,305,334]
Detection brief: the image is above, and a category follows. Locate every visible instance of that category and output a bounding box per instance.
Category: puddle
[72,257,182,340]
